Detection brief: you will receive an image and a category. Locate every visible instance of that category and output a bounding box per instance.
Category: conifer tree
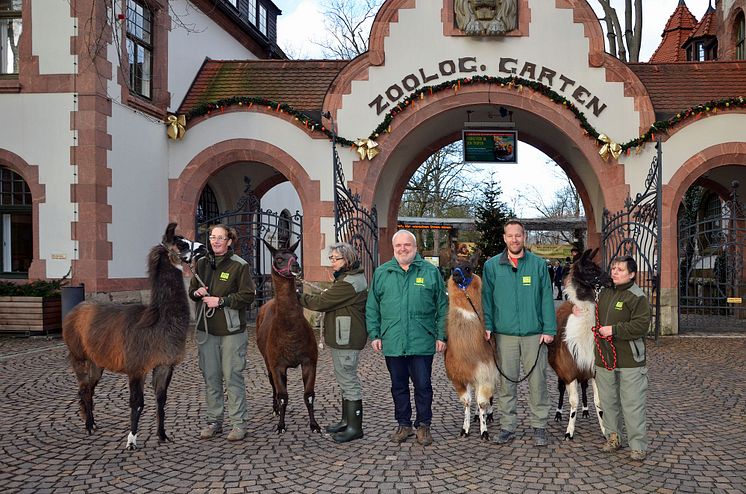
[474,177,514,272]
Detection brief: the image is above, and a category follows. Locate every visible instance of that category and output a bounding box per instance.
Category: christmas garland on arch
[179,77,746,159]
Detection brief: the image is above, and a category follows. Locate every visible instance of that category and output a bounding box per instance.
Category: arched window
[0,166,32,275]
[278,209,291,248]
[736,12,745,60]
[197,184,219,225]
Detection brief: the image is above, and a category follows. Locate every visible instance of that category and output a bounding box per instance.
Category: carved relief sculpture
[455,0,517,36]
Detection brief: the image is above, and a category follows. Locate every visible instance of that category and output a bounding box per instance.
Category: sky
[272,0,713,216]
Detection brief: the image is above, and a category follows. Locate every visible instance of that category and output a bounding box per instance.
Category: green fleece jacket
[300,266,368,350]
[188,252,256,336]
[366,254,448,357]
[595,281,650,368]
[482,249,557,337]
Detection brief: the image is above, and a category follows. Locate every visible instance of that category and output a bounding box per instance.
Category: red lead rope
[592,300,617,371]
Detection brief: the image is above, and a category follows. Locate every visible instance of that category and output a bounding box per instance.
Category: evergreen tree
[474,176,515,272]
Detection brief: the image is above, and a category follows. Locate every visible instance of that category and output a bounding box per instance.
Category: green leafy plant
[0,280,63,297]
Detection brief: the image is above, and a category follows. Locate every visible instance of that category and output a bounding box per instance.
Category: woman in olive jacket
[593,255,651,461]
[300,242,368,443]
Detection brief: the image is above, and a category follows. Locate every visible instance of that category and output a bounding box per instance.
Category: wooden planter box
[0,296,62,335]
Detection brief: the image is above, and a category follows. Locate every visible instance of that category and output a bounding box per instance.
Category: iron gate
[678,182,746,332]
[195,177,302,310]
[601,141,662,340]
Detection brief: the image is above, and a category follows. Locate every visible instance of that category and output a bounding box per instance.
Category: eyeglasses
[209,235,228,241]
[328,256,344,262]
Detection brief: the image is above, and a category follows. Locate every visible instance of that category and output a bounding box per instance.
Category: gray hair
[328,242,358,268]
[392,229,417,246]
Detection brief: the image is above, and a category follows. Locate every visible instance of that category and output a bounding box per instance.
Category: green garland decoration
[184,79,746,156]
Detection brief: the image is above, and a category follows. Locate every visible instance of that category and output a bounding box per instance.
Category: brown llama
[256,239,320,434]
[445,253,498,440]
[62,223,206,449]
[548,248,612,440]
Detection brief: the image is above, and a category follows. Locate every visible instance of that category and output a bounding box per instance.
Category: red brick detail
[719,1,746,60]
[661,142,746,296]
[0,149,45,280]
[169,139,331,282]
[441,0,530,38]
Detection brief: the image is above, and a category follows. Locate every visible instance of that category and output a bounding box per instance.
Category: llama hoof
[481,431,490,441]
[310,424,321,433]
[276,426,287,434]
[460,428,468,437]
[126,432,138,450]
[554,412,562,421]
[564,433,573,441]
[486,413,493,423]
[582,410,590,418]
[158,433,172,443]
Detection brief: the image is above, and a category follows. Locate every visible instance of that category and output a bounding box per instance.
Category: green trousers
[197,330,249,428]
[595,365,648,451]
[330,348,362,401]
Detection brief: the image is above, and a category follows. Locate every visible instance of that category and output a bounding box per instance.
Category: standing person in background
[366,230,448,446]
[553,260,564,300]
[299,242,368,443]
[589,255,651,461]
[190,224,256,441]
[482,219,556,447]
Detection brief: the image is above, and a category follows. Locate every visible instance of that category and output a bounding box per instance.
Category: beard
[395,251,416,266]
[507,244,524,256]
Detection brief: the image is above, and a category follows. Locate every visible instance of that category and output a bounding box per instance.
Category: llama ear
[261,238,278,257]
[288,237,301,254]
[469,248,481,266]
[164,223,177,244]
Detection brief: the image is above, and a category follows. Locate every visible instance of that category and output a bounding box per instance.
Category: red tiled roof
[686,5,717,42]
[178,59,349,115]
[649,2,698,63]
[629,61,746,118]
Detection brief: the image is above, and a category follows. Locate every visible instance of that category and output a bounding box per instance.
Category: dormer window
[259,4,267,36]
[248,0,256,25]
[0,0,21,75]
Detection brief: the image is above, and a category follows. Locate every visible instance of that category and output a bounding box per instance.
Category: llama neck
[271,272,300,310]
[149,256,190,328]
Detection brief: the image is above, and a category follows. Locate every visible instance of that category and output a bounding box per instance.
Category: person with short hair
[299,242,368,443]
[366,230,448,446]
[592,255,651,461]
[482,219,556,447]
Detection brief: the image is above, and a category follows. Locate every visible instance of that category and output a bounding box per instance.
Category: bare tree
[594,0,642,62]
[523,161,583,244]
[313,0,383,59]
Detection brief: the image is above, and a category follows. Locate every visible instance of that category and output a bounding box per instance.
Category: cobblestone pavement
[0,330,744,494]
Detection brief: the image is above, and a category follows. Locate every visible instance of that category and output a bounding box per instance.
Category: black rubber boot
[332,399,363,443]
[325,399,348,434]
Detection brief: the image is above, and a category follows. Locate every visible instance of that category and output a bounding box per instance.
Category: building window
[278,209,291,248]
[0,0,21,75]
[737,12,745,60]
[259,4,267,35]
[697,42,705,61]
[0,167,32,275]
[126,0,152,99]
[197,184,220,226]
[248,0,256,25]
[226,0,237,8]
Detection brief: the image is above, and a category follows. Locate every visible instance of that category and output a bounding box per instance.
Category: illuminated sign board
[463,129,517,164]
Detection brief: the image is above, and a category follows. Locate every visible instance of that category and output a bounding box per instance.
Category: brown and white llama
[548,248,612,440]
[444,253,498,440]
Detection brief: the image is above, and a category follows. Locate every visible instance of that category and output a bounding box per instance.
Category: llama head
[563,248,612,303]
[262,238,302,278]
[162,223,207,264]
[450,248,480,289]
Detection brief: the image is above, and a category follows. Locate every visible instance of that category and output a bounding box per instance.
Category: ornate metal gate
[195,177,302,309]
[330,120,379,279]
[678,182,746,332]
[601,141,662,340]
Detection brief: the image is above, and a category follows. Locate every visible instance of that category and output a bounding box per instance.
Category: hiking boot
[493,429,515,444]
[416,425,433,446]
[602,432,621,452]
[629,449,647,461]
[226,426,246,441]
[199,422,222,439]
[390,425,414,443]
[533,428,548,447]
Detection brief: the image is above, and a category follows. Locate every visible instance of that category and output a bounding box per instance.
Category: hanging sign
[463,129,517,164]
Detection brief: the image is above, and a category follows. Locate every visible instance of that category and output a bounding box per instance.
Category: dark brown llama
[256,239,320,434]
[62,223,205,449]
[548,248,612,440]
[444,253,498,440]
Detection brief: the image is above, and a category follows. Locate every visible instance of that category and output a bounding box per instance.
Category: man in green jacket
[366,230,448,446]
[482,219,556,447]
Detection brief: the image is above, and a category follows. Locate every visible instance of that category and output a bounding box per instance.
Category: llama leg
[486,396,494,423]
[476,384,492,440]
[152,365,174,443]
[127,376,145,450]
[564,379,579,440]
[301,361,321,433]
[555,378,566,421]
[591,378,606,437]
[264,358,279,415]
[273,369,289,433]
[580,379,590,418]
[458,384,470,437]
[71,357,103,434]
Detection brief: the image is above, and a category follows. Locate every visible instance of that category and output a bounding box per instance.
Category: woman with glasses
[189,224,256,442]
[299,242,368,442]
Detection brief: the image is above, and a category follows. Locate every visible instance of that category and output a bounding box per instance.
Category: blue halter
[453,267,473,290]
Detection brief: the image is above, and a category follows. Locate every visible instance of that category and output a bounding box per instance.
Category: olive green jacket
[595,281,651,368]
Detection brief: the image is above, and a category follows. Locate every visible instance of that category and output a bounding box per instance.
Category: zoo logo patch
[615,301,624,310]
[220,272,230,281]
[414,277,425,286]
[522,276,531,286]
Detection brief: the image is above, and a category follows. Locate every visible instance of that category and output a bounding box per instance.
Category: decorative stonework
[454,0,517,36]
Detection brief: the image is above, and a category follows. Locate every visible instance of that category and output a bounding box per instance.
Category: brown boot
[416,425,433,446]
[602,432,621,452]
[390,425,414,443]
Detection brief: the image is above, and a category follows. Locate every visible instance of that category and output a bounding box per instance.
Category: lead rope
[591,287,617,371]
[184,260,214,346]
